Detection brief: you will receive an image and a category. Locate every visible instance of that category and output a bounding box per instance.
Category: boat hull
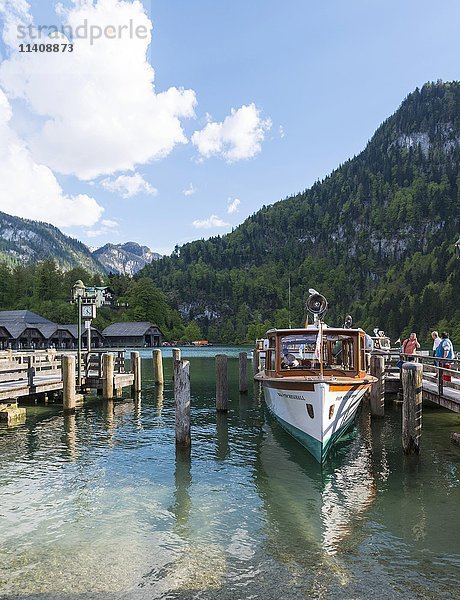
[261,380,370,461]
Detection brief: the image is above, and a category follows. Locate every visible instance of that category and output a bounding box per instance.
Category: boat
[254,290,376,462]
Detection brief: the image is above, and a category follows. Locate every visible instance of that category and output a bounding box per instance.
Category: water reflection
[155,383,164,418]
[257,408,377,558]
[173,446,192,536]
[62,413,77,461]
[216,412,229,460]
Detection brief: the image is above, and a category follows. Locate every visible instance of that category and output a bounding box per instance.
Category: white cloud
[279,125,285,138]
[85,217,119,238]
[0,0,197,180]
[183,183,197,196]
[101,218,118,228]
[0,89,103,227]
[192,215,230,229]
[191,103,271,162]
[101,173,157,198]
[227,197,240,214]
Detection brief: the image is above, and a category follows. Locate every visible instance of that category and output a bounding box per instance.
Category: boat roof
[265,327,364,335]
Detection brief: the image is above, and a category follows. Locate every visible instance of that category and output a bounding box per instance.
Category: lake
[1,348,459,599]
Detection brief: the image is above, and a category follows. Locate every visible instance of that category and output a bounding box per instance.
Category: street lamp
[72,280,86,387]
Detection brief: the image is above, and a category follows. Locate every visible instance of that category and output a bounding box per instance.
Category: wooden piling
[153,349,164,385]
[27,356,35,387]
[62,355,76,413]
[402,362,423,454]
[252,349,260,375]
[216,354,228,412]
[173,348,181,364]
[239,351,248,393]
[174,359,191,447]
[102,353,114,400]
[131,351,141,394]
[370,355,385,417]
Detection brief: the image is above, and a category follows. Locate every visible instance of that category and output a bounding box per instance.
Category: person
[431,331,442,357]
[435,332,454,382]
[401,332,420,361]
[281,349,299,369]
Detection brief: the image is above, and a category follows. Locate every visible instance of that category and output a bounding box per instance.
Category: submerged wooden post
[153,349,164,385]
[62,355,76,412]
[216,354,228,412]
[402,362,423,454]
[102,353,114,400]
[370,355,385,417]
[239,351,248,393]
[131,351,141,394]
[175,359,191,447]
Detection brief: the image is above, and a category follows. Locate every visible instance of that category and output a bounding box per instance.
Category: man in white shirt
[431,331,441,356]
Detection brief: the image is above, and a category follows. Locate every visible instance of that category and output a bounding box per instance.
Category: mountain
[0,211,105,274]
[143,81,460,343]
[92,242,161,275]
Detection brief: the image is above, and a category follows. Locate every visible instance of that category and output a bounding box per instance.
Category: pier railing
[386,352,460,397]
[0,349,126,388]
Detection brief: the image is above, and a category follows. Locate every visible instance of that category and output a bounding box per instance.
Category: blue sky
[0,0,459,255]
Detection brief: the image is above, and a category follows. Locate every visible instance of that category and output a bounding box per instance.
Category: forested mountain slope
[0,211,105,274]
[144,82,460,342]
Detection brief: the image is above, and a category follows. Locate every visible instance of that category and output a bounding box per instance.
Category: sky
[0,0,459,256]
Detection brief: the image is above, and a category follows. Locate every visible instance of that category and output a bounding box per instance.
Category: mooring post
[131,351,141,395]
[174,359,191,447]
[62,355,76,413]
[102,352,114,400]
[239,351,248,393]
[216,354,228,412]
[27,355,36,387]
[172,348,181,363]
[252,348,260,375]
[370,355,385,417]
[153,349,164,385]
[402,362,423,454]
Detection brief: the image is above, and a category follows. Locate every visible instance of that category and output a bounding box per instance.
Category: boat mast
[288,276,292,329]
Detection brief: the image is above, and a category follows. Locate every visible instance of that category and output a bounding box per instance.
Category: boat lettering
[277,392,305,400]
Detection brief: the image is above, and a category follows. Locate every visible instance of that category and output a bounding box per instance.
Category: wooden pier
[0,350,136,416]
[383,353,460,413]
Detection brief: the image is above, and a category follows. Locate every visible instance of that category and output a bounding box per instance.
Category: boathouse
[102,322,164,347]
[0,311,51,350]
[62,325,105,349]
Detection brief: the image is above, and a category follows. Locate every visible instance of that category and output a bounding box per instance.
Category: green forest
[141,81,460,344]
[1,82,460,345]
[0,260,202,343]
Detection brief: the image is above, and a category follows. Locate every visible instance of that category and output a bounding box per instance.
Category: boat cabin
[262,328,367,378]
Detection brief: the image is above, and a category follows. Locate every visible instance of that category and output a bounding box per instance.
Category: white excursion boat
[254,291,376,462]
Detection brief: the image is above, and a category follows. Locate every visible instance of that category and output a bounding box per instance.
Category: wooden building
[102,322,164,348]
[62,325,105,349]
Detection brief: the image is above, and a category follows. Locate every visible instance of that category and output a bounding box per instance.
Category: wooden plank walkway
[0,350,134,403]
[383,353,460,413]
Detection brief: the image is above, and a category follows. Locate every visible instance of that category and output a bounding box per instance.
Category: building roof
[0,323,46,339]
[102,322,162,337]
[0,310,53,324]
[61,325,103,338]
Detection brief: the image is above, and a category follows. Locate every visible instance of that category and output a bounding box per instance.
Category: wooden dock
[0,350,135,407]
[383,353,460,413]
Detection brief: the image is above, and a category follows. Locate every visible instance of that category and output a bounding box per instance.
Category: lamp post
[72,280,86,387]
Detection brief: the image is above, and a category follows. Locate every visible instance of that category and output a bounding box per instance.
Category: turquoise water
[1,349,460,599]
